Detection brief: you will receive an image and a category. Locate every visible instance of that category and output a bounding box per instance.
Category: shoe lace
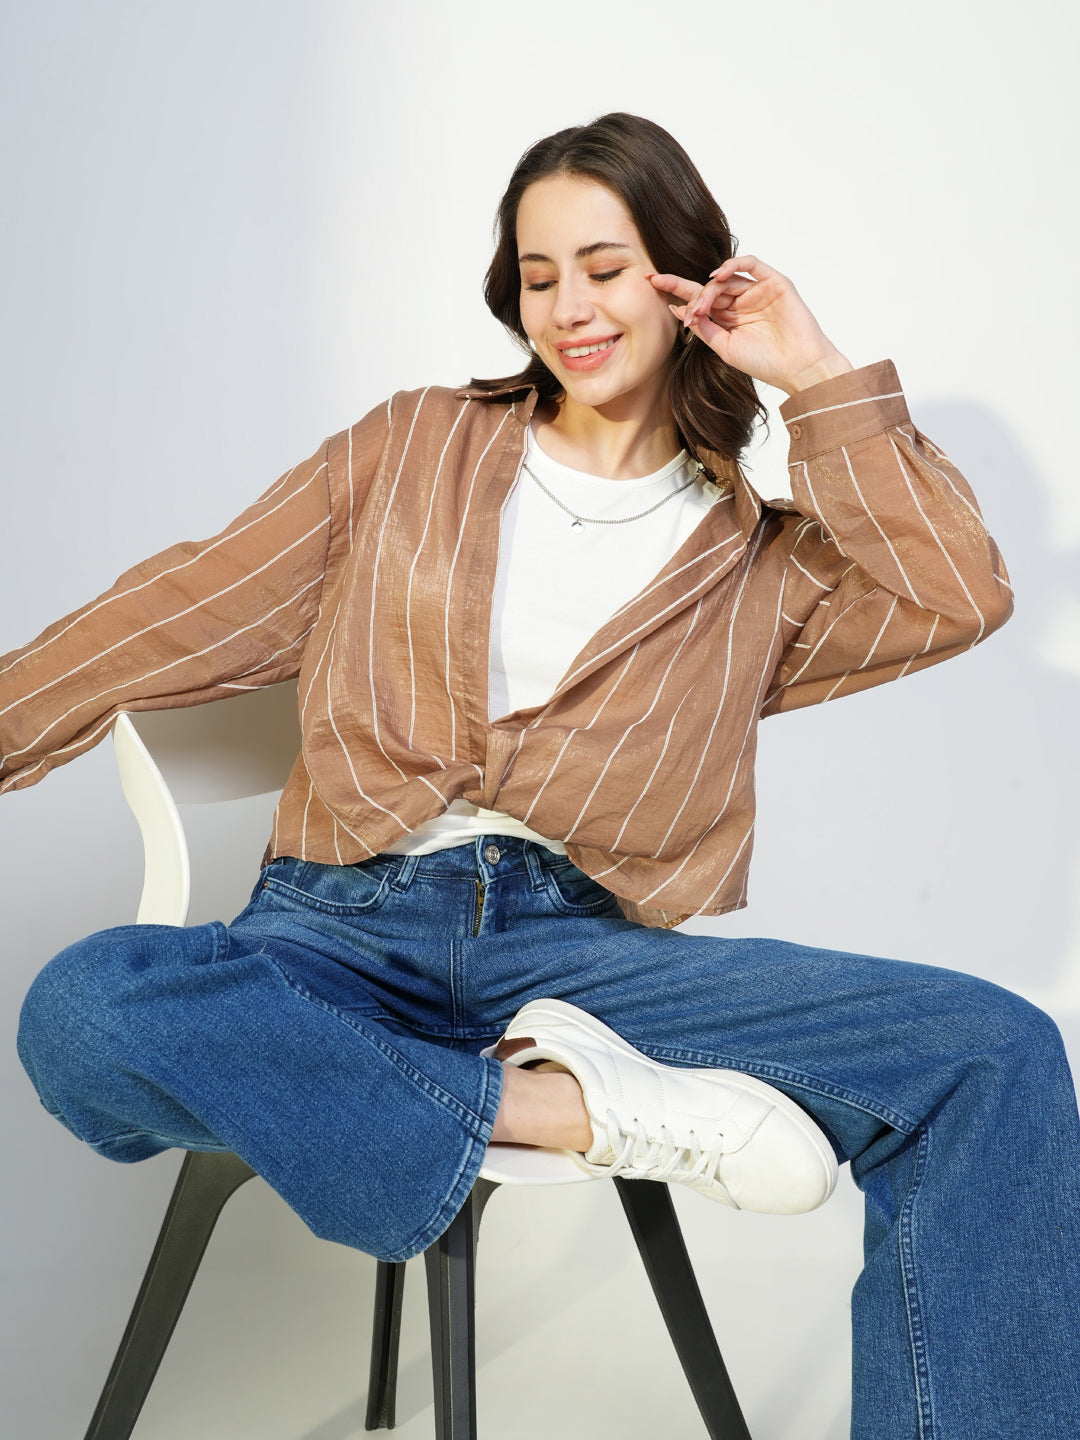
[599,1112,736,1205]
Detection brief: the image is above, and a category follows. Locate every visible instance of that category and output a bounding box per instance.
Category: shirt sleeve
[0,399,389,794]
[760,360,1013,715]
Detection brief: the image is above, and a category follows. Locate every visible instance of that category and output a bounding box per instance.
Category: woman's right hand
[647,256,853,396]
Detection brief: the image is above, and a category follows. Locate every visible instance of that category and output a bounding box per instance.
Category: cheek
[621,287,675,340]
[639,300,678,352]
[518,291,546,340]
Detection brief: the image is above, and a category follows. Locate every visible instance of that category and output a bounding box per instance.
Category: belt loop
[523,843,548,892]
[390,853,420,892]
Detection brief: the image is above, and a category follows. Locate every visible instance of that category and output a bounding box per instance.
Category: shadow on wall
[916,400,1080,1014]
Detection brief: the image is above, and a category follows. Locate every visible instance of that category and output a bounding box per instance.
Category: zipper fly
[473,879,486,937]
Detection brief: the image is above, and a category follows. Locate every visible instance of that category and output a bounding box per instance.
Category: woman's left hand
[648,256,853,396]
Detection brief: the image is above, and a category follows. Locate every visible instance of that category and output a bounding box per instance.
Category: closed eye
[524,269,626,292]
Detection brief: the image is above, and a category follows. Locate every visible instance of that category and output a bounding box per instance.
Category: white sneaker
[489,998,838,1213]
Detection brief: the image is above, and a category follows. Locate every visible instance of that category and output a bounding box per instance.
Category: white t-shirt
[385,420,724,856]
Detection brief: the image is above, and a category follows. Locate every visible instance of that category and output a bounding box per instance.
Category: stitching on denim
[383,1059,502,1262]
[635,1043,920,1134]
[449,937,465,1040]
[210,920,230,965]
[544,871,621,917]
[89,1127,231,1151]
[261,875,389,916]
[899,1125,935,1439]
[266,958,487,1133]
[383,1133,486,1262]
[390,853,420,892]
[523,845,548,892]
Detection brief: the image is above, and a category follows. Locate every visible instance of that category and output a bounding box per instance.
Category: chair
[83,684,755,1440]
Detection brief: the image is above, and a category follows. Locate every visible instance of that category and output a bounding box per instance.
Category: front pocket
[543,863,620,917]
[259,858,393,916]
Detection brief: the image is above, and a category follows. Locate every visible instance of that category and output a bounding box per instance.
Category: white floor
[4,1164,861,1440]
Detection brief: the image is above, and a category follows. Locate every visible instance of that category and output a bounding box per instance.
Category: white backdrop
[1,3,1077,1438]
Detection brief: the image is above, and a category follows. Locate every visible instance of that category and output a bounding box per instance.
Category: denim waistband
[273,836,572,893]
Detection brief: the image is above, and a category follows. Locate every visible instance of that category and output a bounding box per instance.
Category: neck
[532,391,682,480]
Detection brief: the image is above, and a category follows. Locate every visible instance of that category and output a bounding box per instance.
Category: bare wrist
[780,349,854,397]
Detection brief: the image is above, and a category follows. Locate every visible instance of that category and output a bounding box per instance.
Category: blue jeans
[17,839,1080,1439]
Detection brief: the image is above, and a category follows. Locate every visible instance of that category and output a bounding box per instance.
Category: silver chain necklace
[521,458,704,533]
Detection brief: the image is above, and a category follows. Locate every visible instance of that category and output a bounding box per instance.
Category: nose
[550,272,595,331]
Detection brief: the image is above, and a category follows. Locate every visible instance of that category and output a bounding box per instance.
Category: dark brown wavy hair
[468,112,767,474]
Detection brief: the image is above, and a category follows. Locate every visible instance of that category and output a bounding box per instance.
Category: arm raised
[759,362,1012,715]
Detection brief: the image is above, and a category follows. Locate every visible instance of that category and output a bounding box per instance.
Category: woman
[5,113,1080,1437]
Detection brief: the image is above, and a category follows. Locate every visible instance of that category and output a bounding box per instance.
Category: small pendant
[570,518,584,532]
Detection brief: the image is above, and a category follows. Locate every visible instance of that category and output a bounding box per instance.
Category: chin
[558,366,630,406]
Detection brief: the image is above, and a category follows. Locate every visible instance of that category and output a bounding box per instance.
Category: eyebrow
[517,241,633,264]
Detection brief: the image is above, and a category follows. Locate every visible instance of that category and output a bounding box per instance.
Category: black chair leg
[84,1149,255,1440]
[365,1261,406,1429]
[422,1179,498,1440]
[615,1178,752,1440]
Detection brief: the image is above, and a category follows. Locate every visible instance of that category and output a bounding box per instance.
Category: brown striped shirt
[0,361,1012,927]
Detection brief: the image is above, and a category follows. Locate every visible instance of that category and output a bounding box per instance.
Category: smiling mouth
[559,337,619,359]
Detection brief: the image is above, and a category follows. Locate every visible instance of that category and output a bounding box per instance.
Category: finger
[648,272,698,301]
[709,275,755,297]
[670,296,716,331]
[698,276,755,318]
[670,301,711,331]
[709,254,780,283]
[682,278,718,324]
[685,308,736,363]
[686,274,744,325]
[677,303,729,341]
[684,274,754,324]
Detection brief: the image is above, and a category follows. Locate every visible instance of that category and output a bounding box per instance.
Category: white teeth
[562,338,617,359]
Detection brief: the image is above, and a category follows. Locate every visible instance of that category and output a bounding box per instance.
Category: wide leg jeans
[17,839,1080,1439]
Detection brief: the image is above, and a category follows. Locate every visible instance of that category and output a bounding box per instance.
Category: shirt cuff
[778,360,910,462]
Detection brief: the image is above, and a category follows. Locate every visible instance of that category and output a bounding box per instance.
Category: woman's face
[516,174,679,421]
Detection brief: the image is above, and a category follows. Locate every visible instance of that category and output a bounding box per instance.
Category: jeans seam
[210,920,230,963]
[450,937,465,1040]
[899,1124,935,1439]
[89,1127,232,1151]
[380,1056,503,1263]
[523,846,548,891]
[259,878,389,917]
[266,958,489,1135]
[389,853,420,892]
[637,1043,920,1134]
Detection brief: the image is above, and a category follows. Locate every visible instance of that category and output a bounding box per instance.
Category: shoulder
[325,383,530,484]
[333,383,528,450]
[384,384,531,455]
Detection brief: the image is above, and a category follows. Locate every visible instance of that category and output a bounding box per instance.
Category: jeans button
[483,843,502,865]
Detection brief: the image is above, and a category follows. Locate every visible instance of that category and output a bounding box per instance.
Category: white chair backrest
[122,683,302,803]
[112,682,301,927]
